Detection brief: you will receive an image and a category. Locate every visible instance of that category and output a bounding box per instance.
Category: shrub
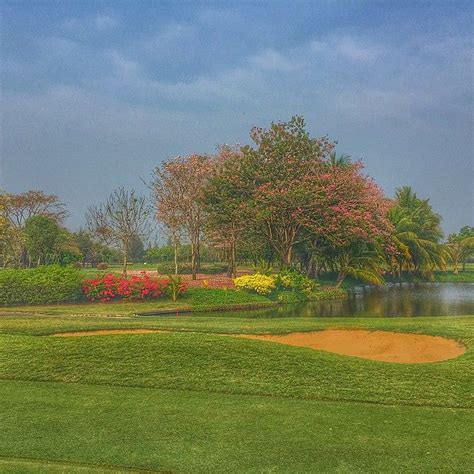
[0,265,84,305]
[82,272,172,302]
[165,275,188,301]
[275,269,319,293]
[156,263,227,275]
[234,273,276,295]
[96,262,108,270]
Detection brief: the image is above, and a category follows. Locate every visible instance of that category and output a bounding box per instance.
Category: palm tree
[447,235,474,273]
[328,151,352,168]
[388,187,448,279]
[335,247,385,287]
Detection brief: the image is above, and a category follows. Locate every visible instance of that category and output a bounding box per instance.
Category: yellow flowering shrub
[233,273,276,295]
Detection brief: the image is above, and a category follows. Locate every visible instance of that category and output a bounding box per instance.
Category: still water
[197,283,474,318]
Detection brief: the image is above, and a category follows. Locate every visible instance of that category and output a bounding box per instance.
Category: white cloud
[141,22,196,54]
[62,13,119,32]
[311,36,385,62]
[94,15,118,31]
[248,49,295,72]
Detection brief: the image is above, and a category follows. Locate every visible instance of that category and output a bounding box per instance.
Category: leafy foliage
[234,273,277,295]
[0,266,83,305]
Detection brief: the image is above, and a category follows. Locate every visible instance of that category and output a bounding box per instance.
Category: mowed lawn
[0,312,473,472]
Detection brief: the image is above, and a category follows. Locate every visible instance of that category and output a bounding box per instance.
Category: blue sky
[1,0,473,233]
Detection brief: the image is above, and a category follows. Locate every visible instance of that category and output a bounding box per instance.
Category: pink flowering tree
[151,154,213,280]
[237,116,335,267]
[299,162,394,285]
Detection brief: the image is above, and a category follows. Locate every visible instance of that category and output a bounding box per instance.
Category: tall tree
[152,154,212,279]
[86,188,150,275]
[237,116,334,266]
[23,215,62,266]
[203,146,247,277]
[387,186,447,278]
[299,162,393,286]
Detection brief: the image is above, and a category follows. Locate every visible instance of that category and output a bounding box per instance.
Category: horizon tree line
[1,116,473,284]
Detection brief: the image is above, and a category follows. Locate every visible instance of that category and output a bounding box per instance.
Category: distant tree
[73,230,96,268]
[203,145,247,277]
[0,215,18,267]
[23,216,62,266]
[447,226,474,273]
[151,154,213,279]
[0,190,67,266]
[128,234,145,262]
[0,190,67,229]
[86,188,151,275]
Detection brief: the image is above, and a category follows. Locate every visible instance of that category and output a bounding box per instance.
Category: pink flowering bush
[82,272,180,302]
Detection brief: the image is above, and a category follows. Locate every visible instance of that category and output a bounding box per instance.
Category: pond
[197,283,474,318]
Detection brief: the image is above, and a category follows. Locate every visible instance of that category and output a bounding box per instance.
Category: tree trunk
[122,241,128,275]
[191,241,197,280]
[281,245,292,269]
[174,238,178,276]
[231,237,237,278]
[335,271,346,288]
[196,238,201,272]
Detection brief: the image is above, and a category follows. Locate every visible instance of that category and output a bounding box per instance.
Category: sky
[1,0,473,234]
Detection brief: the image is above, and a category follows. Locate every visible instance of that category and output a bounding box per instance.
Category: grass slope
[0,313,473,472]
[2,380,472,473]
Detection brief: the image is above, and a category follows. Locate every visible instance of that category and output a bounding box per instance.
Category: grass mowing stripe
[0,456,161,473]
[2,380,473,473]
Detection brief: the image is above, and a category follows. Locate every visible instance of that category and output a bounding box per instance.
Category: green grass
[2,380,472,473]
[434,270,474,283]
[0,312,473,472]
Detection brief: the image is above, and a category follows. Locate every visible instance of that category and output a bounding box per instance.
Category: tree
[86,188,150,275]
[73,230,96,268]
[151,154,213,279]
[235,116,335,267]
[0,190,67,266]
[23,216,62,266]
[387,187,448,279]
[128,234,145,262]
[203,146,247,277]
[299,162,393,286]
[447,226,474,273]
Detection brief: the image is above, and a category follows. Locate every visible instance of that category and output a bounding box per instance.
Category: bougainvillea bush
[82,272,186,302]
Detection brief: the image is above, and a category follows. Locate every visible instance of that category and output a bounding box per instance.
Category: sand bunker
[51,328,465,364]
[52,329,163,337]
[239,330,465,363]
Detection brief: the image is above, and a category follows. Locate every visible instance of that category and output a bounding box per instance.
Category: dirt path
[239,330,466,363]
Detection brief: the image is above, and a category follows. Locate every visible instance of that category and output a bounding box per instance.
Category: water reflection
[196,283,474,318]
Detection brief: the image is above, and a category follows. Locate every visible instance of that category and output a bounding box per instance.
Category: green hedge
[0,266,84,305]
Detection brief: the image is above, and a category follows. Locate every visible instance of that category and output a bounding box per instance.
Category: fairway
[1,313,473,472]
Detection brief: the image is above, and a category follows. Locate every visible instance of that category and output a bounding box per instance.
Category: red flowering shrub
[82,272,174,302]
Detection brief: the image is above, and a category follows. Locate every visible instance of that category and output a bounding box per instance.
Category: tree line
[1,116,473,284]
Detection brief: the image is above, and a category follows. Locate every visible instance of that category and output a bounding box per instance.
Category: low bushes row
[0,267,188,305]
[0,266,84,305]
[234,270,319,296]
